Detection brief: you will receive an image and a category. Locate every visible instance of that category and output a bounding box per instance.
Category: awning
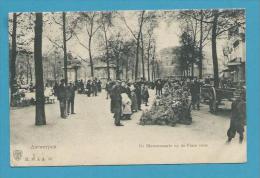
[227,62,242,66]
[222,67,231,72]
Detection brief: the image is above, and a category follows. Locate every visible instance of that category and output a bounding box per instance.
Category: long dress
[121,93,132,115]
[130,91,138,112]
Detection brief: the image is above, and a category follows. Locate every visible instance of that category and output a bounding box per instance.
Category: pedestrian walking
[227,90,246,143]
[67,82,77,115]
[135,82,142,110]
[155,79,163,96]
[92,79,98,96]
[130,85,138,112]
[57,79,67,119]
[190,78,201,110]
[53,82,59,96]
[86,80,92,97]
[97,79,102,92]
[142,85,149,106]
[110,81,123,126]
[105,79,113,99]
[79,79,84,94]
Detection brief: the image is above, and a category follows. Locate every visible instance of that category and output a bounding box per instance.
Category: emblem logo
[13,150,23,161]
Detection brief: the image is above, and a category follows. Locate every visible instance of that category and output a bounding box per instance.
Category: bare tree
[121,10,145,81]
[74,12,101,78]
[99,12,114,80]
[34,13,46,125]
[10,13,18,106]
[47,12,76,84]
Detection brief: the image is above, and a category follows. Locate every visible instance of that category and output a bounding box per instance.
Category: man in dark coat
[67,82,77,115]
[92,79,98,96]
[57,79,67,118]
[110,81,123,126]
[105,79,113,99]
[155,79,163,96]
[53,82,59,96]
[86,80,92,97]
[79,79,84,94]
[190,78,201,110]
[97,80,102,92]
[227,90,246,143]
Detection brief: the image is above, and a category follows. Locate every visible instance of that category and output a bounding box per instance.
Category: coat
[130,91,138,111]
[142,88,149,102]
[110,85,122,114]
[57,84,66,101]
[230,99,246,130]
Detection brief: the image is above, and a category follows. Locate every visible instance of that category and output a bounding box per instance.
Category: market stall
[140,83,192,126]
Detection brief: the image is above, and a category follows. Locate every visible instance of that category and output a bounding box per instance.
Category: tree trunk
[198,10,203,79]
[10,13,17,106]
[34,13,46,126]
[26,58,29,84]
[156,62,160,78]
[125,57,129,81]
[135,40,140,81]
[191,63,194,78]
[151,46,155,81]
[116,56,120,80]
[104,28,110,80]
[134,11,145,81]
[132,66,134,80]
[147,41,151,81]
[141,32,145,80]
[29,63,32,82]
[212,11,219,87]
[88,35,94,77]
[62,12,68,85]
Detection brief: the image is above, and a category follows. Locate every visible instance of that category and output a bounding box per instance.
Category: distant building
[158,47,182,79]
[222,26,245,82]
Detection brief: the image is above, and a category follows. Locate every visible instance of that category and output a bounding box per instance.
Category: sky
[39,10,181,59]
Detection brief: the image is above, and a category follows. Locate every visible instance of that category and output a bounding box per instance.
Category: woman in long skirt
[130,85,138,112]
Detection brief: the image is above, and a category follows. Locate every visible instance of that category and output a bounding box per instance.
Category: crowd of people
[77,78,102,97]
[107,79,150,126]
[52,76,246,143]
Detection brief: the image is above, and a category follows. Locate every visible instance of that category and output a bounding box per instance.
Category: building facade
[223,26,246,83]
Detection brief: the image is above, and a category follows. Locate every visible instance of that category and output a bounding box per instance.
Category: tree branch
[66,32,73,41]
[77,55,89,63]
[202,26,212,44]
[74,33,89,50]
[16,13,23,17]
[120,15,138,40]
[92,25,102,36]
[179,12,214,24]
[52,16,63,26]
[46,36,64,49]
[217,21,245,36]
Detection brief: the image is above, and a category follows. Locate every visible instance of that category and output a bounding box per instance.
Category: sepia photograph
[9,9,246,166]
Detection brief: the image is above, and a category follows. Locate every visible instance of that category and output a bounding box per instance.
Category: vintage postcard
[9,9,246,166]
